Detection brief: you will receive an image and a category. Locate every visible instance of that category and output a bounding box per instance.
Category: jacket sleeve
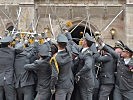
[103,45,119,59]
[97,54,111,63]
[77,53,93,76]
[24,60,41,71]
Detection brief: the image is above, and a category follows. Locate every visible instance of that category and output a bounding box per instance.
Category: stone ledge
[38,3,123,7]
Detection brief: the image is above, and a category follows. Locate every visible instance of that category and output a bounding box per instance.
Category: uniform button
[121,76,122,78]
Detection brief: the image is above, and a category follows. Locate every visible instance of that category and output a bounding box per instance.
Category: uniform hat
[115,40,125,50]
[38,44,51,57]
[0,36,13,43]
[84,33,95,43]
[123,45,133,53]
[57,34,68,43]
[15,42,23,50]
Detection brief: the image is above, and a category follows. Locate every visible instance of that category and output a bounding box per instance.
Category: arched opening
[69,25,93,44]
[67,19,98,44]
[7,26,14,32]
[6,23,14,32]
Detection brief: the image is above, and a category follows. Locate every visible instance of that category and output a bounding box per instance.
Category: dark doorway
[69,25,93,44]
[7,26,14,32]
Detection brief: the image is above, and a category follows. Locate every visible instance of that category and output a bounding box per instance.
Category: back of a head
[57,34,68,43]
[57,34,68,49]
[38,44,51,57]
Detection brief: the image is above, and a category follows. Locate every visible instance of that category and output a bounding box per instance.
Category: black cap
[0,36,13,43]
[115,40,125,50]
[123,45,133,53]
[84,33,95,43]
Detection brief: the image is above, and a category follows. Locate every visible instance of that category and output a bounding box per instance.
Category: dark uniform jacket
[0,47,15,86]
[103,45,133,91]
[91,47,100,89]
[76,48,95,88]
[51,50,74,89]
[97,53,115,84]
[14,47,36,88]
[24,58,51,92]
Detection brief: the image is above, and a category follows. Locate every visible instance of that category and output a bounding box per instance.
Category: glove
[50,77,57,94]
[75,74,80,83]
[51,88,55,94]
[96,36,103,46]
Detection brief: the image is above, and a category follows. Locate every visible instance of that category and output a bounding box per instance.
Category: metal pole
[49,14,54,38]
[84,6,89,34]
[49,5,63,33]
[17,7,22,21]
[0,9,15,26]
[35,15,40,33]
[12,7,22,34]
[0,16,6,31]
[101,9,124,32]
[70,17,87,34]
[88,16,92,36]
[84,15,89,34]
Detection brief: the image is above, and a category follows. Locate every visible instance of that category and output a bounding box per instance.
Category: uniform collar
[124,58,131,65]
[81,47,89,53]
[58,49,65,53]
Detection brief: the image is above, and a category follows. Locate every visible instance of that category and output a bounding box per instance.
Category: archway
[68,19,98,44]
[69,25,92,44]
[6,23,14,32]
[7,26,14,32]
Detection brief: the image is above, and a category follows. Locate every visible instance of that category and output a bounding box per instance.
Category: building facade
[0,0,133,48]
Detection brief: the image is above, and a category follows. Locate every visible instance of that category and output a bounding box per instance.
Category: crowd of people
[0,29,133,100]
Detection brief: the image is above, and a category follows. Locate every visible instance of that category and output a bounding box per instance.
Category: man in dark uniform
[90,43,100,100]
[63,32,81,100]
[14,43,37,100]
[50,34,74,100]
[97,49,115,100]
[0,36,16,100]
[64,32,99,100]
[111,40,125,100]
[97,38,133,100]
[24,44,52,100]
[75,33,95,100]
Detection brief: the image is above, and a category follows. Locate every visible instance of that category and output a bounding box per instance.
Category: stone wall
[0,0,132,48]
[125,0,133,49]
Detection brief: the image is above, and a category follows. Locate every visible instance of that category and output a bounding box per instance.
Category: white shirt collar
[124,58,131,65]
[58,49,65,53]
[81,47,89,53]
